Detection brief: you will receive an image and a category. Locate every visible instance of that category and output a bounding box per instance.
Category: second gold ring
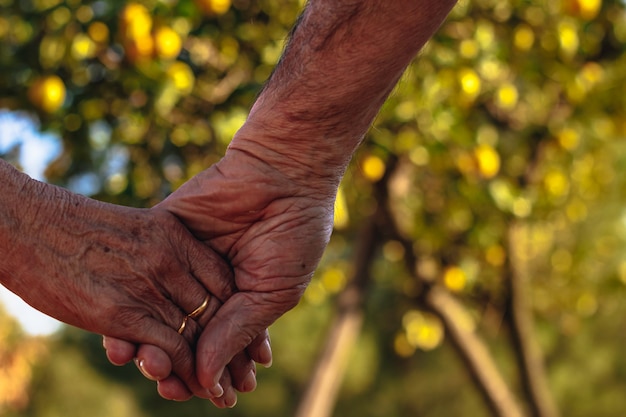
[177,295,210,334]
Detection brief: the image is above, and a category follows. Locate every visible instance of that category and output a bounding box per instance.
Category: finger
[103,335,196,402]
[195,291,293,392]
[135,344,172,381]
[228,351,257,393]
[121,295,227,399]
[157,376,193,401]
[246,330,272,368]
[185,293,222,330]
[185,295,260,395]
[103,336,136,365]
[137,340,239,401]
[157,208,236,306]
[134,313,236,400]
[209,368,238,408]
[186,241,236,304]
[162,316,228,399]
[122,319,214,397]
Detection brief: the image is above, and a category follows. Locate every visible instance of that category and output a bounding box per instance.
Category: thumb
[195,290,299,391]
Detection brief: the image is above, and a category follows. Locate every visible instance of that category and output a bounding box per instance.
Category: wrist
[227,121,348,195]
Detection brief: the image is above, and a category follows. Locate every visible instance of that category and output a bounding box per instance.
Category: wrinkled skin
[0,160,244,399]
[105,129,336,405]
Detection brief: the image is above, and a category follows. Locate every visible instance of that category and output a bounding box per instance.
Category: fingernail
[134,358,157,381]
[224,388,238,408]
[259,339,273,368]
[242,370,257,392]
[210,383,224,398]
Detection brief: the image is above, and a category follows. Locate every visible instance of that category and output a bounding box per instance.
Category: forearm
[233,0,457,182]
[0,160,56,291]
[0,160,94,312]
[1,160,140,325]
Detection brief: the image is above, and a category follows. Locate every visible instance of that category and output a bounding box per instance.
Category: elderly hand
[103,121,337,404]
[0,160,243,400]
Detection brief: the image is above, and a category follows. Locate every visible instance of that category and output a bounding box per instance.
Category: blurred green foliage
[2,0,626,415]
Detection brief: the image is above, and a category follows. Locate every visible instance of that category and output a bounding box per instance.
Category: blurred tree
[2,0,626,416]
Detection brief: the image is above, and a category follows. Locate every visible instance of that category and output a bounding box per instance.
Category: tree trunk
[294,290,365,417]
[506,223,560,417]
[295,215,379,417]
[379,160,526,417]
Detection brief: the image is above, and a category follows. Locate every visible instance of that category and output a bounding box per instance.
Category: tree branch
[424,285,525,417]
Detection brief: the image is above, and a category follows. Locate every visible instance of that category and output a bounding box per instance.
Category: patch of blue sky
[0,109,62,181]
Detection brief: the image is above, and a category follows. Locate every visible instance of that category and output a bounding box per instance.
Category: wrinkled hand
[165,130,336,392]
[106,123,337,403]
[1,179,237,398]
[95,202,270,405]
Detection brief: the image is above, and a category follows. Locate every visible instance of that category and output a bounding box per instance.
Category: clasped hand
[101,124,336,406]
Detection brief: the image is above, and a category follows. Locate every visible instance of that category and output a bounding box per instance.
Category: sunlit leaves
[333,186,349,230]
[494,82,518,111]
[399,310,445,353]
[119,3,152,45]
[558,19,580,58]
[513,24,535,51]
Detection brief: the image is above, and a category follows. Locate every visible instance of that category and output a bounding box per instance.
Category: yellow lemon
[167,61,195,94]
[578,0,601,20]
[88,21,109,43]
[361,154,386,182]
[443,266,466,292]
[196,0,231,15]
[28,75,66,113]
[563,0,602,20]
[495,83,519,111]
[458,68,481,101]
[154,26,182,60]
[474,144,500,179]
[124,35,154,62]
[120,3,152,40]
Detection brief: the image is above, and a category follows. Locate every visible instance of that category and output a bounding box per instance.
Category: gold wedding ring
[177,295,210,334]
[188,295,210,320]
[177,316,189,334]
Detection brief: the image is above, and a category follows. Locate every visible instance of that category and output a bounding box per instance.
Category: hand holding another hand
[105,122,338,404]
[0,161,263,403]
